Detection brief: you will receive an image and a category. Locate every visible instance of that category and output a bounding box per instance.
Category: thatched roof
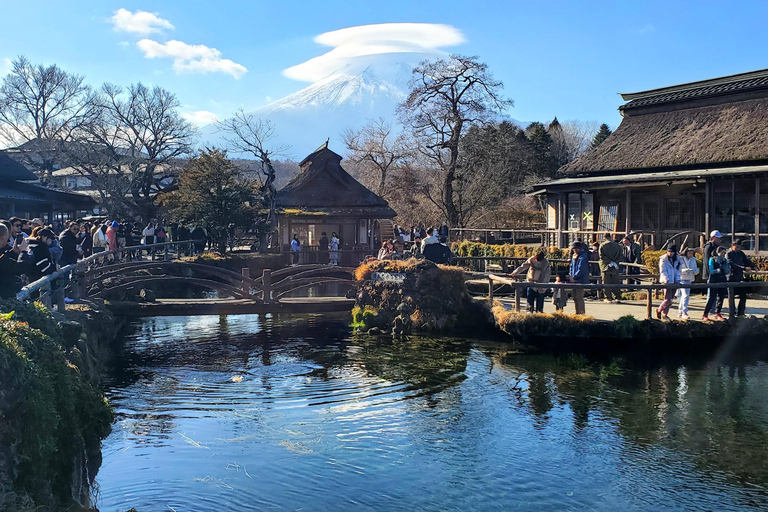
[276,143,396,218]
[561,68,768,176]
[0,150,37,181]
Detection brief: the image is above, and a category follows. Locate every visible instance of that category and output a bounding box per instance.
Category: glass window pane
[712,180,732,234]
[568,194,580,231]
[734,179,756,234]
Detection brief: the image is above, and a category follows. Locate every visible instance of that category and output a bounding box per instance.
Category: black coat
[0,245,26,298]
[59,229,79,266]
[24,239,55,281]
[726,248,755,282]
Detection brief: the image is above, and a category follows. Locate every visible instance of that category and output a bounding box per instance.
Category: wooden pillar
[728,286,736,318]
[646,286,653,319]
[625,188,631,234]
[755,178,761,252]
[705,179,711,238]
[488,277,494,302]
[731,179,736,238]
[262,269,272,302]
[514,285,521,312]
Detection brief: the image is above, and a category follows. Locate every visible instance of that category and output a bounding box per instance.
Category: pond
[95,314,768,511]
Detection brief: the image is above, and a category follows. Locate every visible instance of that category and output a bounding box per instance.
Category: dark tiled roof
[620,69,768,110]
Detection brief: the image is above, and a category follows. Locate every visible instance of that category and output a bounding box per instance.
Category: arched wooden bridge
[17,241,358,315]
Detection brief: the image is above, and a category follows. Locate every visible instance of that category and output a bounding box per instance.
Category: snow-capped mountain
[200,52,528,160]
[201,53,422,159]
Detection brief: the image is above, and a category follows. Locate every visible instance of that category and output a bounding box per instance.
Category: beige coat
[512,256,552,292]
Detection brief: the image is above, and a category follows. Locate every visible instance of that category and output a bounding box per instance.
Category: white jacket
[680,255,700,283]
[93,228,108,248]
[659,254,682,284]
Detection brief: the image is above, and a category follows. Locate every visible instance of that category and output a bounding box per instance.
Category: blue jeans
[527,288,545,313]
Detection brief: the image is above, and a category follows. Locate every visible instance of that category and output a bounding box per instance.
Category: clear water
[95,314,768,511]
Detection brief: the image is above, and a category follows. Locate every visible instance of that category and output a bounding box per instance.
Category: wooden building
[534,68,768,253]
[0,151,94,221]
[275,142,396,258]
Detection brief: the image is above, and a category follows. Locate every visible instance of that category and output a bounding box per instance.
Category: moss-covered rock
[0,300,114,511]
[354,258,493,333]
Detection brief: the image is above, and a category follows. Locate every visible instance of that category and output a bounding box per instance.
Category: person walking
[726,239,756,317]
[511,249,552,313]
[678,247,699,320]
[567,241,590,315]
[703,246,729,321]
[329,232,340,266]
[656,244,682,320]
[291,234,301,266]
[599,233,624,303]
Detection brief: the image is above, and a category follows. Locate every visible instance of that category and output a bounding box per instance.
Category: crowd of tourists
[0,215,215,299]
[377,226,453,264]
[510,230,757,320]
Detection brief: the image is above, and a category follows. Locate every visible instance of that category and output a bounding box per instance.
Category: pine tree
[590,123,613,150]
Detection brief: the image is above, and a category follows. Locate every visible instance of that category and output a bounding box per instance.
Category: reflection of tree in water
[351,337,471,396]
[500,352,768,489]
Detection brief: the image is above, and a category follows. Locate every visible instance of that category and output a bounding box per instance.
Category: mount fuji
[201,53,422,159]
[200,52,527,160]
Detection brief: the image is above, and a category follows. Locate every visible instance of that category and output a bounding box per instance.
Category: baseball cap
[710,230,723,238]
[31,218,44,226]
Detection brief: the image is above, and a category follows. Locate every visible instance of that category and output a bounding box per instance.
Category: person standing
[106,221,119,252]
[329,232,340,266]
[726,239,756,317]
[319,232,329,264]
[599,233,624,303]
[678,247,699,320]
[0,224,26,298]
[92,223,109,253]
[656,244,682,320]
[622,235,642,284]
[59,221,82,266]
[703,246,729,321]
[511,249,552,313]
[567,241,590,315]
[291,234,301,266]
[142,222,156,245]
[23,228,57,281]
[702,230,722,282]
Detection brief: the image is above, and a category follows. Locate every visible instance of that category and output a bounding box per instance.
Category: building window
[630,196,659,231]
[567,193,594,231]
[665,197,696,230]
[66,177,78,189]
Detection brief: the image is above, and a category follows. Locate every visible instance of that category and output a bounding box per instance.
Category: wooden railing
[486,274,767,319]
[16,241,198,310]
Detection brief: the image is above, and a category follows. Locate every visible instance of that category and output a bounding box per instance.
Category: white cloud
[111,8,174,35]
[137,39,248,79]
[0,57,12,76]
[182,110,218,125]
[284,23,465,82]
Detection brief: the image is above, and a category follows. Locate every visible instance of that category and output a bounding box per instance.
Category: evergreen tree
[590,123,613,150]
[525,122,558,178]
[161,149,255,253]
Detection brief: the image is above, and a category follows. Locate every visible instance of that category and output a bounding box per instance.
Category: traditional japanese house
[534,68,768,253]
[0,150,94,221]
[275,142,397,263]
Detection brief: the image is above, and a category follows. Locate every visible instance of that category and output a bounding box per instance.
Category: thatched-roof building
[0,150,94,221]
[534,68,768,252]
[275,142,396,260]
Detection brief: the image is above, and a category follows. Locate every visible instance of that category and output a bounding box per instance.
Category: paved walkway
[495,295,768,322]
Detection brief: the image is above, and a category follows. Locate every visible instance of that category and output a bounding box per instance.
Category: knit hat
[111,221,119,228]
[682,246,695,255]
[667,243,677,253]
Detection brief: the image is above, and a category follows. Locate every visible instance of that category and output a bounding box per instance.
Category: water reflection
[97,315,768,511]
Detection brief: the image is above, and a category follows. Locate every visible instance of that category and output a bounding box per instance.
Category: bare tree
[65,83,196,222]
[398,55,512,228]
[341,118,409,197]
[549,118,600,166]
[0,56,98,180]
[216,108,287,251]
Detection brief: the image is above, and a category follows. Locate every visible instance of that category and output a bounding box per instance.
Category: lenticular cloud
[283,23,465,82]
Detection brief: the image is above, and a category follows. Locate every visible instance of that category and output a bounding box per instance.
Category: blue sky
[1,1,766,128]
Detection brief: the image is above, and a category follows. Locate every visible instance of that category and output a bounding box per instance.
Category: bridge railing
[16,240,197,309]
[486,273,768,319]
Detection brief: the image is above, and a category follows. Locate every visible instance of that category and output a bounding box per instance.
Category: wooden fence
[487,274,768,319]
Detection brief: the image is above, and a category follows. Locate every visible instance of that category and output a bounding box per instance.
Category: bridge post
[54,283,66,312]
[71,270,86,300]
[262,269,272,302]
[488,277,494,302]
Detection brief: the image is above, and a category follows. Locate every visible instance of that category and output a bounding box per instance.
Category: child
[553,273,568,312]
